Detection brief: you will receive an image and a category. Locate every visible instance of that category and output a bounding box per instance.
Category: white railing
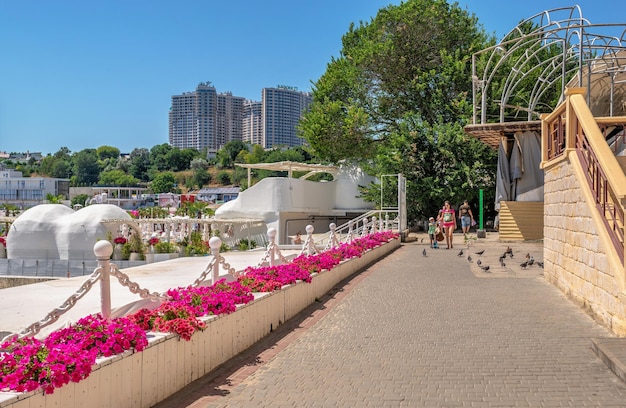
[312,209,399,249]
[1,215,398,344]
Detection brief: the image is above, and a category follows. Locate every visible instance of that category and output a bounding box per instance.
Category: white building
[243,100,263,145]
[215,162,375,244]
[169,82,245,153]
[0,165,69,209]
[262,86,312,148]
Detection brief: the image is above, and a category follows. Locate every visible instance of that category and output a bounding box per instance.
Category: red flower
[0,236,6,247]
[149,237,160,246]
[113,236,127,244]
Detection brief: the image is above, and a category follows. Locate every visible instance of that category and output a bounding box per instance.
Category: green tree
[216,171,232,185]
[98,169,141,186]
[150,144,173,171]
[96,146,121,161]
[72,149,100,186]
[129,148,150,181]
[51,160,71,178]
[71,194,91,207]
[150,172,177,193]
[166,148,200,172]
[45,193,64,203]
[216,140,248,168]
[298,0,493,219]
[243,144,267,164]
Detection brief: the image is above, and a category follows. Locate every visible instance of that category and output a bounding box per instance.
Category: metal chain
[109,265,168,301]
[2,269,103,342]
[190,257,217,287]
[257,241,290,267]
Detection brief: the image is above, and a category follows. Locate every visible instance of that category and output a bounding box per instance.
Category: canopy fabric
[494,139,511,211]
[512,131,544,199]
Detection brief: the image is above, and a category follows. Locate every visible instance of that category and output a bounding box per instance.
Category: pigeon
[480,265,490,272]
[499,253,506,262]
[527,256,535,266]
[422,248,427,257]
[520,261,528,269]
[421,238,424,243]
[467,255,472,263]
[525,253,531,261]
[477,259,482,266]
[536,261,544,268]
[500,259,506,267]
[475,249,485,256]
[457,249,464,257]
[505,246,514,258]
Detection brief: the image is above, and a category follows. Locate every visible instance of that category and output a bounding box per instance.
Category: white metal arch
[472,5,626,124]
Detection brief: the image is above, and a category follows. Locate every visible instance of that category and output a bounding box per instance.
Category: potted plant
[126,233,145,261]
[151,241,180,262]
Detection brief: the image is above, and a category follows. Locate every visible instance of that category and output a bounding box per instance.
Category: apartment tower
[262,86,312,148]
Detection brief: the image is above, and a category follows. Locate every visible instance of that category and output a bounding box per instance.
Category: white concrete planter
[0,238,399,408]
[145,253,179,264]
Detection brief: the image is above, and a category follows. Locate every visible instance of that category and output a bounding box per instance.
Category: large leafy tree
[216,140,249,169]
[129,148,151,181]
[150,172,177,193]
[98,169,141,186]
[72,149,100,186]
[299,0,496,219]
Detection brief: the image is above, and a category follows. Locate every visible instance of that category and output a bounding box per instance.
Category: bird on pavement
[527,256,535,266]
[475,249,485,256]
[467,255,472,263]
[480,265,490,272]
[500,259,506,267]
[505,246,514,258]
[520,261,528,269]
[477,259,482,266]
[457,249,464,257]
[422,248,427,257]
[421,238,424,243]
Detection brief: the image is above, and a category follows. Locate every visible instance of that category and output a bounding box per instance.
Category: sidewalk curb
[591,338,626,384]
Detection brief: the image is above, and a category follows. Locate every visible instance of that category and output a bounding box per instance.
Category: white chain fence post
[94,240,113,321]
[347,220,354,243]
[325,222,339,251]
[362,217,369,237]
[255,228,289,267]
[268,228,277,266]
[370,216,377,234]
[209,237,222,285]
[302,224,318,256]
[385,214,390,231]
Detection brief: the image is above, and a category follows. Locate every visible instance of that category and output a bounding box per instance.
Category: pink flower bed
[0,231,397,394]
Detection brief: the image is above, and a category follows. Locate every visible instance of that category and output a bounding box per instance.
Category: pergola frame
[472,5,626,125]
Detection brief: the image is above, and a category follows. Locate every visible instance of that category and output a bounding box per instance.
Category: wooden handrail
[569,93,626,199]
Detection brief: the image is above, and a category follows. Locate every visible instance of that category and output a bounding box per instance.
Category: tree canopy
[299,0,497,220]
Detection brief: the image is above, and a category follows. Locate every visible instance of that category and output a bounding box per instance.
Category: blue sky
[0,0,623,156]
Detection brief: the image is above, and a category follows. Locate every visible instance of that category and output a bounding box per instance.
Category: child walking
[427,217,438,248]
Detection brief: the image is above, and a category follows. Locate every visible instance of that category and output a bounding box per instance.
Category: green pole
[479,189,484,230]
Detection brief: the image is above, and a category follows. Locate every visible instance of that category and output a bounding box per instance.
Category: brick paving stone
[154,236,626,408]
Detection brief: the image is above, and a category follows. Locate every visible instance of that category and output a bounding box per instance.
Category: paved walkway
[154,233,626,407]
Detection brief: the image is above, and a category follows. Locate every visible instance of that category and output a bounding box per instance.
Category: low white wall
[0,238,400,408]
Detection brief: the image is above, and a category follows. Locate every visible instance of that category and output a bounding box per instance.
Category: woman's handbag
[435,227,444,241]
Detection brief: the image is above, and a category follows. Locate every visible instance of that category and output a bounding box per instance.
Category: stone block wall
[544,157,626,336]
